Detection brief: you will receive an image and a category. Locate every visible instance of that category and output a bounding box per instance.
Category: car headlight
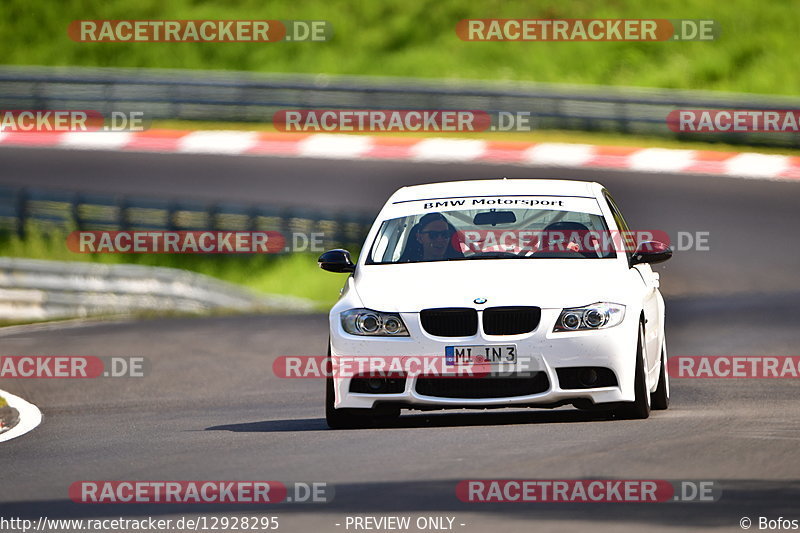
[553,303,625,332]
[341,309,409,336]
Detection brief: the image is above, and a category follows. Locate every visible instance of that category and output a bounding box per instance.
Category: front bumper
[329,308,639,410]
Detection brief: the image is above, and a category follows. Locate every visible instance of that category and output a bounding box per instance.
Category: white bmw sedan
[319,179,671,428]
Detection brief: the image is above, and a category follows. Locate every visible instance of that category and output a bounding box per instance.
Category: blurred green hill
[1,0,798,95]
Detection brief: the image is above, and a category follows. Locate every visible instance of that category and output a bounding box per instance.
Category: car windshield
[367,205,616,264]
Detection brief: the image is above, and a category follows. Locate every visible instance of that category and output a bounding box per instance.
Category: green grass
[0,227,350,309]
[1,0,799,95]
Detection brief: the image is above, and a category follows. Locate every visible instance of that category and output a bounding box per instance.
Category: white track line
[60,131,134,150]
[409,138,486,162]
[178,130,259,154]
[0,389,42,443]
[297,134,373,158]
[523,142,595,166]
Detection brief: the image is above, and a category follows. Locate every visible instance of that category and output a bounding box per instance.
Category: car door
[603,191,660,375]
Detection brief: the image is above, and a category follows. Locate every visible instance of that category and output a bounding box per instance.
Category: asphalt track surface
[1,146,799,532]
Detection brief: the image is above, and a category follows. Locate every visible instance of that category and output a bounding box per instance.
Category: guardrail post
[118,196,130,230]
[280,208,293,255]
[16,188,28,238]
[247,207,258,232]
[72,193,82,231]
[32,81,41,109]
[618,102,630,134]
[208,203,220,231]
[332,217,346,250]
[103,82,113,117]
[167,202,178,231]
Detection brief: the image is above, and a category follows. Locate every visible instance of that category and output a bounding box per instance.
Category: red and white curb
[0,389,42,443]
[1,129,799,181]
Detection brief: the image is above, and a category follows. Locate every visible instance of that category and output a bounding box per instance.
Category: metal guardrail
[0,186,345,320]
[0,257,314,321]
[1,66,800,147]
[0,185,374,252]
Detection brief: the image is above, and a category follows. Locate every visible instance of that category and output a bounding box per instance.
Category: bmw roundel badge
[473,297,487,304]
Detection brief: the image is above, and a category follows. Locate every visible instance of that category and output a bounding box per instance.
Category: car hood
[354,259,633,312]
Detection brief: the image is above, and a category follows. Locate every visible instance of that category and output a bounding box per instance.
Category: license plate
[445,345,517,366]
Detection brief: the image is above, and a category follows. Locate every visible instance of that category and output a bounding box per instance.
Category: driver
[399,213,463,262]
[538,221,597,257]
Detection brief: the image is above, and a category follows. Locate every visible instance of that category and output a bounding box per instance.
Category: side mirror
[630,241,672,266]
[318,249,356,273]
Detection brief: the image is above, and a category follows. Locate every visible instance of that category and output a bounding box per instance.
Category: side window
[603,191,635,260]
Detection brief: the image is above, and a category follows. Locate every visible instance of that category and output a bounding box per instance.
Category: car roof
[387,179,600,204]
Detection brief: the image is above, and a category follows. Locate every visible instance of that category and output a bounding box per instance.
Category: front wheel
[614,323,651,420]
[325,374,371,429]
[650,342,670,410]
[324,348,400,429]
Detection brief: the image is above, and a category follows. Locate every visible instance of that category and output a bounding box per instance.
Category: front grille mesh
[420,308,478,337]
[482,306,541,335]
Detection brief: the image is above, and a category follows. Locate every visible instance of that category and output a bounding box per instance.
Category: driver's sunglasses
[420,230,453,240]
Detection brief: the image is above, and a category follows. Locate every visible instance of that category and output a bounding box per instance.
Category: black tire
[325,373,371,429]
[615,323,651,420]
[324,347,400,429]
[650,342,670,410]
